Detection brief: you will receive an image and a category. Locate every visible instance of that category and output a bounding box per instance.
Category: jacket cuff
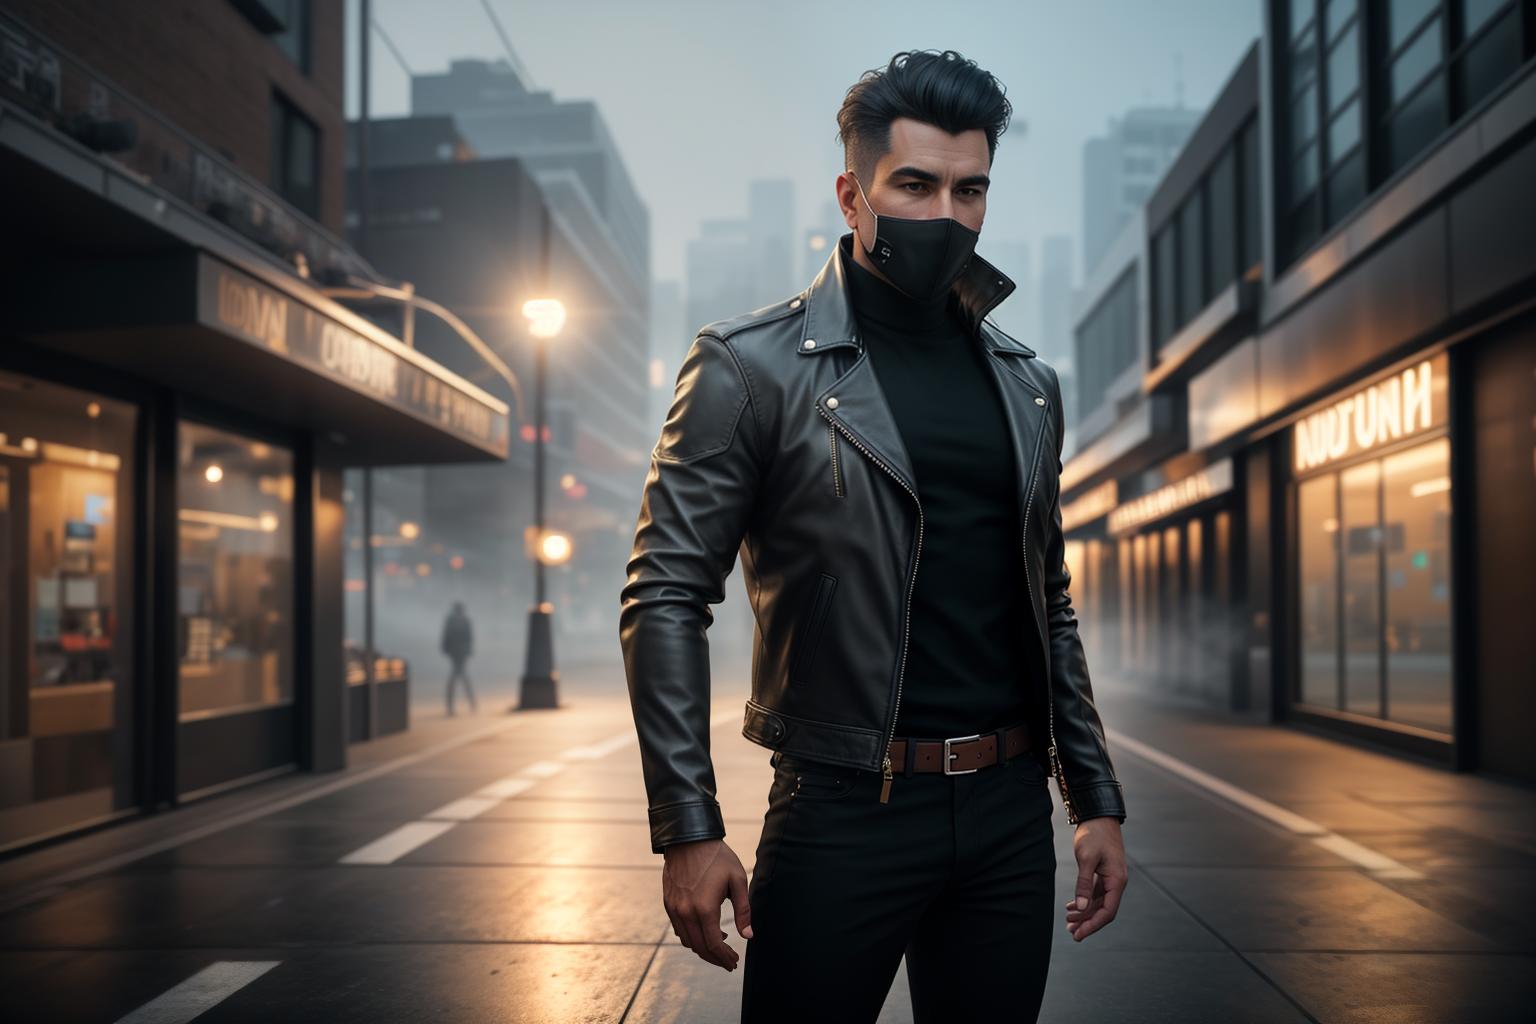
[649,799,726,854]
[1065,781,1126,825]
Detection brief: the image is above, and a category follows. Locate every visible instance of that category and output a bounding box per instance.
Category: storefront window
[1298,474,1339,707]
[0,373,136,849]
[1382,438,1452,731]
[177,422,293,720]
[1294,435,1453,736]
[1341,460,1382,716]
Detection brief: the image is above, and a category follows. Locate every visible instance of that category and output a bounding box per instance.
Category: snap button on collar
[1034,396,1046,406]
[826,396,839,409]
[802,338,816,349]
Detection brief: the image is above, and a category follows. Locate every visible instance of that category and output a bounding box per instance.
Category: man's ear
[835,171,859,229]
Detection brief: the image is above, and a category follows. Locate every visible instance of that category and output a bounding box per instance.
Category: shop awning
[14,250,510,465]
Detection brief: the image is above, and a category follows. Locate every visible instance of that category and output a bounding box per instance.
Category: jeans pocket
[1013,754,1049,786]
[779,756,860,801]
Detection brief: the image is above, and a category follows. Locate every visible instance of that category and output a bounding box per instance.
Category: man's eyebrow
[885,165,941,183]
[957,174,992,188]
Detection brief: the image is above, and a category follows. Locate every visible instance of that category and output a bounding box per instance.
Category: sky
[346,0,1262,287]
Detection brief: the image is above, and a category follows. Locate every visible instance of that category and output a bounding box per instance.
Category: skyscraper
[1081,106,1201,278]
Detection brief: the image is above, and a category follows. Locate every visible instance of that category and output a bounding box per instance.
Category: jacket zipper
[814,400,921,805]
[828,423,844,497]
[1019,394,1077,824]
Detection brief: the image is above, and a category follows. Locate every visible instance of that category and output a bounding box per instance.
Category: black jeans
[740,743,1057,1023]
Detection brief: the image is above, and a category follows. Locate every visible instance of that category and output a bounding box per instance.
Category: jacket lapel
[802,234,1044,505]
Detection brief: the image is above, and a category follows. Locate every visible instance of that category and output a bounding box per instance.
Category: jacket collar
[797,233,1033,357]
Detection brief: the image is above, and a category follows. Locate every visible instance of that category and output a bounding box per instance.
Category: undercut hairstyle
[836,49,1014,183]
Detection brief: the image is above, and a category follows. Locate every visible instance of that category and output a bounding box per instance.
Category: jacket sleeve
[1042,364,1127,826]
[619,332,763,854]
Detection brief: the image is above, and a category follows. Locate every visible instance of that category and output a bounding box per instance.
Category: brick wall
[5,0,346,233]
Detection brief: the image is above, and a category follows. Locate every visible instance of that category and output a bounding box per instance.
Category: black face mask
[852,173,980,302]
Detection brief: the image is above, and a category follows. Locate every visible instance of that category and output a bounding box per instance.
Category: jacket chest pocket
[789,572,838,685]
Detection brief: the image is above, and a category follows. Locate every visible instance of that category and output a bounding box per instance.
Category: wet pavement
[1,667,1533,1022]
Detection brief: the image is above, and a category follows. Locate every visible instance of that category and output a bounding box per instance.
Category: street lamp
[516,297,566,711]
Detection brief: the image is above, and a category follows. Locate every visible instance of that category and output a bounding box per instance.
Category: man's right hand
[661,838,753,971]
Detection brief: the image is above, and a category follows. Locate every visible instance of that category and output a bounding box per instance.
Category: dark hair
[836,49,1014,181]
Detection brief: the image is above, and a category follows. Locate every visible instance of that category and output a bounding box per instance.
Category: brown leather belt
[888,721,1031,776]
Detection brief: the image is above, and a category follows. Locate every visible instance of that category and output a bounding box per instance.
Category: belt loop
[994,727,1008,766]
[903,735,917,777]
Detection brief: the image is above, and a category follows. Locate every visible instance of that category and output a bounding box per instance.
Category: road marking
[1107,728,1425,881]
[477,775,538,799]
[114,961,280,1023]
[424,796,501,821]
[339,821,456,865]
[2,716,526,911]
[336,713,740,865]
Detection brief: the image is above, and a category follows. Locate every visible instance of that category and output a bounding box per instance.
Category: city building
[0,1,509,853]
[684,178,799,333]
[1082,105,1202,279]
[1062,2,1536,786]
[348,107,652,670]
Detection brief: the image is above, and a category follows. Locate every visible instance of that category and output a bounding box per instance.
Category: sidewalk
[0,662,1531,1021]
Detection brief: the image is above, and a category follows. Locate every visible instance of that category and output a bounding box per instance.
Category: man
[620,49,1128,1022]
[441,601,476,715]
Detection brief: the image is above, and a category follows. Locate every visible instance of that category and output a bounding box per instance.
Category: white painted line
[562,732,636,760]
[476,775,538,799]
[1107,727,1425,881]
[338,821,456,865]
[4,716,525,908]
[424,796,501,821]
[520,760,567,778]
[114,961,280,1024]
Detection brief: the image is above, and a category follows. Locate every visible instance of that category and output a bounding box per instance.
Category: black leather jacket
[620,235,1127,854]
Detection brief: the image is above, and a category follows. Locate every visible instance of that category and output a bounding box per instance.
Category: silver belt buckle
[942,732,983,775]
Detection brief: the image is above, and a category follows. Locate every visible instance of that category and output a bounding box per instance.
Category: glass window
[1208,145,1238,295]
[1326,24,1360,110]
[343,468,368,692]
[0,373,136,849]
[1382,438,1453,732]
[1327,149,1368,225]
[1298,474,1339,708]
[1239,120,1261,273]
[1325,0,1357,39]
[177,423,294,721]
[1292,83,1319,144]
[1387,74,1448,174]
[1388,0,1440,50]
[1178,191,1205,323]
[1328,99,1363,162]
[1457,8,1521,111]
[270,91,320,218]
[1340,460,1381,717]
[1390,18,1444,104]
[1293,140,1320,198]
[1463,0,1510,34]
[1290,0,1317,39]
[1154,224,1178,347]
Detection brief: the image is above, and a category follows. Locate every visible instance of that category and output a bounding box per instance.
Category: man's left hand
[1064,817,1127,941]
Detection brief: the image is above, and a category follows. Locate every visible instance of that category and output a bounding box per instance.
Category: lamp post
[516,298,566,710]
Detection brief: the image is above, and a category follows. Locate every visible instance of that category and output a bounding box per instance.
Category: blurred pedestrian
[441,601,476,715]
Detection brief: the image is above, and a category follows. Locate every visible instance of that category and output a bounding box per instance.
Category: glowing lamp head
[522,298,566,339]
[538,530,573,565]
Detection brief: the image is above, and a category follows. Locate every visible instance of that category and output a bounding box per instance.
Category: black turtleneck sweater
[844,246,1034,739]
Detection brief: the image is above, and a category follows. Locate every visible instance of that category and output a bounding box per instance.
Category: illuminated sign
[1061,480,1118,533]
[1293,355,1447,474]
[199,261,508,455]
[1108,459,1233,535]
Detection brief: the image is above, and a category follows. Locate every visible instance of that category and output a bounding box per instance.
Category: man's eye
[901,182,927,193]
[958,187,983,197]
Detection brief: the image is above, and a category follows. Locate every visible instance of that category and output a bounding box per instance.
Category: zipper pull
[879,754,894,803]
